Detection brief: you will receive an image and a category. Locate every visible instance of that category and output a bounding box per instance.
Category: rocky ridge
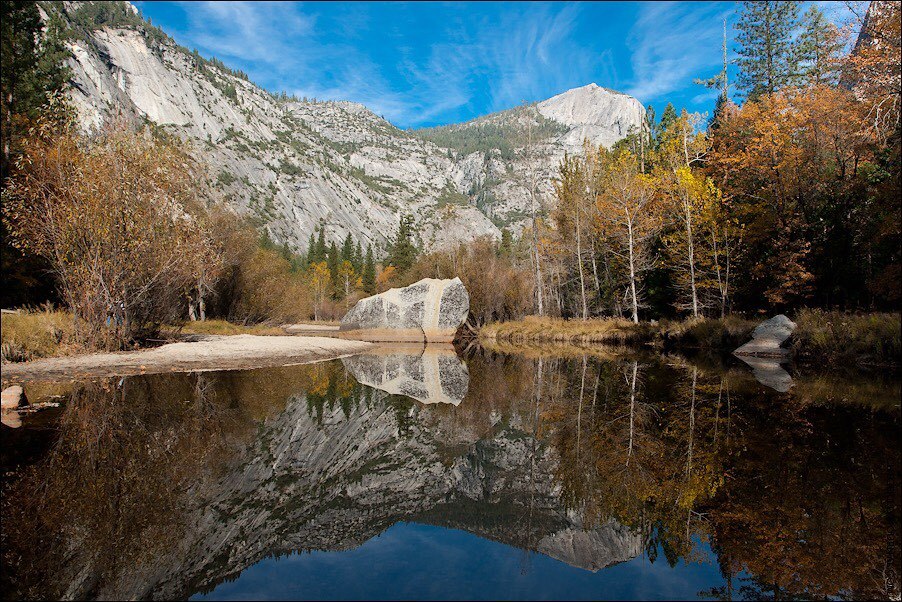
[52,1,645,253]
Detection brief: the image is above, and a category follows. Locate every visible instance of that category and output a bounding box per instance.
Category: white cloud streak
[623,1,733,104]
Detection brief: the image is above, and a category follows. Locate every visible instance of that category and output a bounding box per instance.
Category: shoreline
[479,313,901,369]
[0,334,373,384]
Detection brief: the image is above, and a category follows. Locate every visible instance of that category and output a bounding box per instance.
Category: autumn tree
[336,259,360,307]
[3,105,216,348]
[553,147,598,320]
[307,261,332,321]
[597,152,661,323]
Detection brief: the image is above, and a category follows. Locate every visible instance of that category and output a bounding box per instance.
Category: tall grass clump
[793,309,901,366]
[0,309,74,362]
[480,316,654,345]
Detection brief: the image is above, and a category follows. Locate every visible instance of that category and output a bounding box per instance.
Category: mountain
[51,1,645,252]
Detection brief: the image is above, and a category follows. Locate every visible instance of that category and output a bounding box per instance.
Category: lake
[2,345,899,600]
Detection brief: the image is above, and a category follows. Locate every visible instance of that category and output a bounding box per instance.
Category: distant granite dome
[538,83,646,152]
[53,2,646,253]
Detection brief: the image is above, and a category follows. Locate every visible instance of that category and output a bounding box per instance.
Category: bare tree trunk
[685,205,699,318]
[626,360,638,466]
[527,118,544,316]
[197,282,206,321]
[627,216,639,323]
[575,197,588,320]
[577,354,586,464]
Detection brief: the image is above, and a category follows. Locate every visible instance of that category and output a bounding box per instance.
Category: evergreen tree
[362,245,376,294]
[498,228,513,257]
[387,214,418,272]
[306,232,317,263]
[315,226,327,262]
[796,5,844,86]
[327,241,340,291]
[656,103,678,147]
[735,1,801,99]
[341,232,354,263]
[353,240,363,272]
[1,1,71,177]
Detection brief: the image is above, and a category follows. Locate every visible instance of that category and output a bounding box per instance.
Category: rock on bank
[339,278,470,343]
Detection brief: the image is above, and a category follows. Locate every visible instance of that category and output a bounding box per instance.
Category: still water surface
[2,346,899,600]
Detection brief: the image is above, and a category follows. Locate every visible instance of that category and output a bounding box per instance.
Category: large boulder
[340,278,469,343]
[733,314,796,358]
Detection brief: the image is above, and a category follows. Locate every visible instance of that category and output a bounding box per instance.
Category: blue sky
[134,1,861,129]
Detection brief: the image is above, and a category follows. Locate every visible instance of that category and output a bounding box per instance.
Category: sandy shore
[0,334,373,383]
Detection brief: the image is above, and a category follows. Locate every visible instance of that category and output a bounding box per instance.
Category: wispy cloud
[141,1,615,127]
[136,1,861,126]
[624,2,733,105]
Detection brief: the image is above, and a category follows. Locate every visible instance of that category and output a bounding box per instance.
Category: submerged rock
[734,314,797,358]
[342,345,469,405]
[340,278,469,343]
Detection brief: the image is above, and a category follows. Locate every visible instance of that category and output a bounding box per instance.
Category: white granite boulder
[734,314,797,358]
[340,278,469,343]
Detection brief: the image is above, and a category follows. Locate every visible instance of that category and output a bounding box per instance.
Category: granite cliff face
[53,2,645,252]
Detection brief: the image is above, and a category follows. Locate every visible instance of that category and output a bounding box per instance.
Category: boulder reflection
[1,349,899,600]
[342,344,469,405]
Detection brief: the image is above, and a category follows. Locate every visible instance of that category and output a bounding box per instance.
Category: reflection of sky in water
[5,350,899,600]
[192,524,736,601]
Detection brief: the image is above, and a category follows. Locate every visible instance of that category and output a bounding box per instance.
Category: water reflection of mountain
[2,358,640,600]
[2,350,899,601]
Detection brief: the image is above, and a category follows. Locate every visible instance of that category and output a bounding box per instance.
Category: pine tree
[315,226,326,263]
[306,232,317,263]
[387,214,418,272]
[695,17,731,109]
[499,228,513,257]
[735,1,801,99]
[796,5,844,86]
[327,241,340,284]
[341,232,354,263]
[1,1,71,177]
[362,245,376,294]
[353,240,363,272]
[656,103,678,147]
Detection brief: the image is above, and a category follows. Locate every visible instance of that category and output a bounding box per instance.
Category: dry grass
[657,316,757,350]
[792,309,901,366]
[480,316,655,345]
[172,319,287,336]
[1,309,76,362]
[481,311,900,367]
[481,315,756,352]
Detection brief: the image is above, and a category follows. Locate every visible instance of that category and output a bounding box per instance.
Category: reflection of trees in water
[2,354,898,600]
[2,365,331,600]
[2,374,252,600]
[537,353,901,599]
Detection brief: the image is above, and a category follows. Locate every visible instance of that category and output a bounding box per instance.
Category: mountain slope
[52,1,645,252]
